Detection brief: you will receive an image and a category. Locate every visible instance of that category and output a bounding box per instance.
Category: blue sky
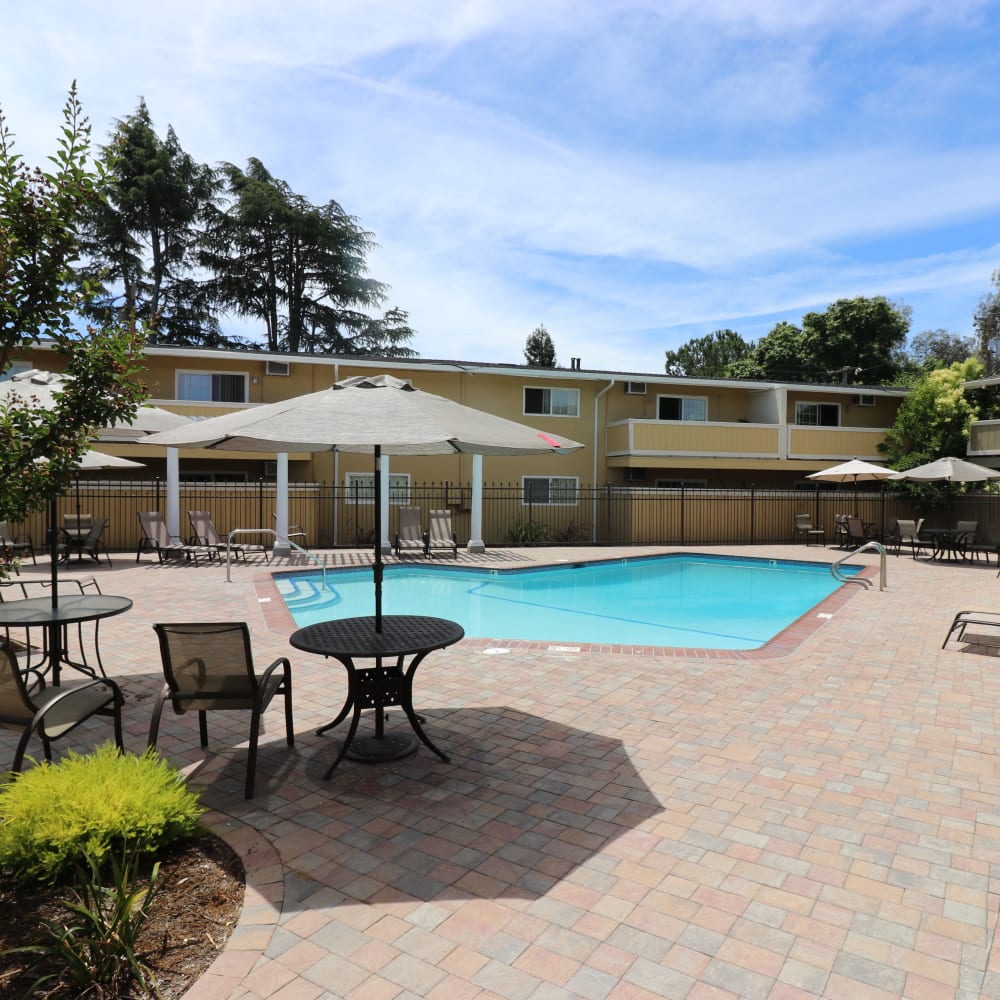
[5,1,1000,374]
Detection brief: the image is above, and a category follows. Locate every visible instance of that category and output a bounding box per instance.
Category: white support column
[380,454,392,554]
[166,448,180,538]
[274,453,291,555]
[467,453,485,552]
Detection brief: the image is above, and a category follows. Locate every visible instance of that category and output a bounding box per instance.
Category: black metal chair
[149,622,294,798]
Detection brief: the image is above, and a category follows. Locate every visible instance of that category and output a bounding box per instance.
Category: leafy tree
[878,358,986,470]
[524,324,556,367]
[664,328,753,377]
[726,297,910,384]
[726,321,805,381]
[202,158,414,356]
[905,329,976,370]
[75,100,223,346]
[0,85,147,560]
[973,273,1000,375]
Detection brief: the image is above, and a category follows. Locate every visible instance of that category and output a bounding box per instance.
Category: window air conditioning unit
[265,360,290,376]
[624,381,647,395]
[851,394,875,406]
[624,468,647,482]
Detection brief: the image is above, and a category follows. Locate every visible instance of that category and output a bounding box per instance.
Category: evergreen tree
[202,158,414,356]
[524,325,556,367]
[76,100,223,346]
[664,329,753,377]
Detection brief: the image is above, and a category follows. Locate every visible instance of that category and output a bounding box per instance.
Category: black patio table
[923,528,971,561]
[0,593,132,685]
[289,614,464,778]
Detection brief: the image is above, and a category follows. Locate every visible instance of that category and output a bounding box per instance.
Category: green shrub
[0,743,205,883]
[503,515,549,546]
[8,845,161,998]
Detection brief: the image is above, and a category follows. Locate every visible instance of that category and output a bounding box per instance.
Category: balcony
[607,419,891,463]
[968,420,1000,457]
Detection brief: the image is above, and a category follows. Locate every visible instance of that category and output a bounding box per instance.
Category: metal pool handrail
[831,541,886,591]
[224,528,329,591]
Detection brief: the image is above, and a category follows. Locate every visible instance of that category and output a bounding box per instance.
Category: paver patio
[4,543,1000,1000]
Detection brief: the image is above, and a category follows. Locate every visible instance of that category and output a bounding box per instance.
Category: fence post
[680,483,686,545]
[750,484,756,544]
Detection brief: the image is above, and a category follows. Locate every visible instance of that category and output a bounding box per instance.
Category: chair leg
[246,709,261,799]
[283,677,295,746]
[147,687,169,747]
[198,711,209,747]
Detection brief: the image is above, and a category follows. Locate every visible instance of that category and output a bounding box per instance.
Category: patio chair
[63,513,93,541]
[136,511,217,565]
[189,510,270,564]
[394,506,425,557]
[953,520,994,563]
[59,516,111,567]
[793,513,824,546]
[426,509,458,558]
[0,641,123,772]
[0,521,35,567]
[149,622,294,799]
[886,518,932,559]
[844,516,879,548]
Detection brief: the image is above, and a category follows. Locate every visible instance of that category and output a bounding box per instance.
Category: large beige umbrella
[806,458,896,484]
[147,373,585,629]
[889,456,1000,482]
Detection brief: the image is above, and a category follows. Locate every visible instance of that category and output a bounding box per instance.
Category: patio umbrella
[889,456,1000,482]
[806,458,896,484]
[145,373,586,630]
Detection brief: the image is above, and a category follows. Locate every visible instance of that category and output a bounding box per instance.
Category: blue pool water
[276,554,859,650]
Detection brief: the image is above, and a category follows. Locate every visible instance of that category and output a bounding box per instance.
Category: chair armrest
[260,656,292,684]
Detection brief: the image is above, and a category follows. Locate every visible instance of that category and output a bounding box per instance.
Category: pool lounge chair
[394,506,425,557]
[189,510,270,563]
[136,511,217,565]
[426,509,458,558]
[943,609,1000,649]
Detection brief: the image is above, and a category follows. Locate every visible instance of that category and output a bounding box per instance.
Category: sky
[5,0,1000,376]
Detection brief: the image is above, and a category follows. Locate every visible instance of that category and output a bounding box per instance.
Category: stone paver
[5,542,1000,999]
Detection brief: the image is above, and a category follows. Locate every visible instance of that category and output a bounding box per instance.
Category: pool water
[276,554,859,650]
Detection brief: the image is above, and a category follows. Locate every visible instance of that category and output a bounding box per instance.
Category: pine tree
[524,325,556,367]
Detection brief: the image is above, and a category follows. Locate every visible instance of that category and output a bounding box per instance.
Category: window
[176,370,247,403]
[523,386,579,417]
[795,402,840,426]
[345,472,411,505]
[657,395,707,421]
[523,476,578,505]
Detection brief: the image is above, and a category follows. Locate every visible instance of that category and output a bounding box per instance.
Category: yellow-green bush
[0,743,205,883]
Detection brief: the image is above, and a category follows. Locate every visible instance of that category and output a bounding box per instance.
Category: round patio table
[289,614,464,778]
[0,593,132,685]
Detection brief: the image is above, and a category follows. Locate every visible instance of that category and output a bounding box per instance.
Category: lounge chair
[943,609,1000,649]
[0,521,35,566]
[394,506,425,557]
[136,511,216,565]
[0,642,123,772]
[271,513,308,548]
[793,513,824,546]
[59,516,111,566]
[426,509,458,558]
[149,622,294,799]
[189,510,270,563]
[886,518,932,559]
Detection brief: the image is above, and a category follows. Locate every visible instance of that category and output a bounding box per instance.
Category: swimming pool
[276,554,860,650]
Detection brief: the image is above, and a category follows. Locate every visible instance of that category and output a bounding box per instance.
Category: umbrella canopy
[145,373,585,455]
[146,373,586,630]
[0,368,190,440]
[806,458,896,484]
[890,456,1000,482]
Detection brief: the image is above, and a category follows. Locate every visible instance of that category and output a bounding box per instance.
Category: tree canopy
[663,329,752,377]
[0,85,147,559]
[73,106,415,358]
[524,324,556,367]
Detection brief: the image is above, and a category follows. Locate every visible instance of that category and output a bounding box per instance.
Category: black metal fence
[10,479,1000,554]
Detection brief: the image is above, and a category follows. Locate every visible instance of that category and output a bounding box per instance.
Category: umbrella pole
[374,444,383,633]
[47,496,59,608]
